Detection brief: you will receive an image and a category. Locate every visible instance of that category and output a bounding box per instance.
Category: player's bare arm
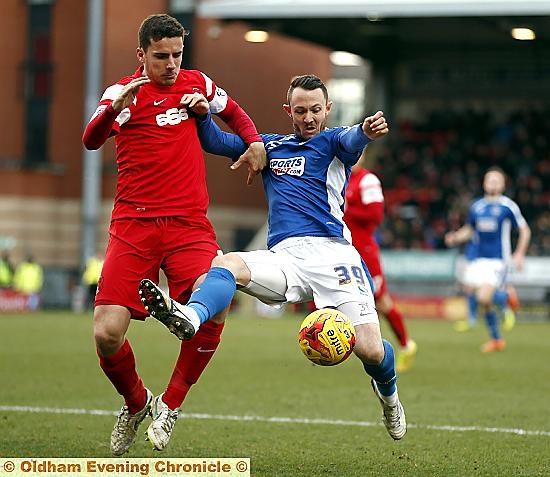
[445,225,474,247]
[180,93,210,116]
[363,111,389,140]
[112,76,151,112]
[231,141,267,186]
[512,224,531,270]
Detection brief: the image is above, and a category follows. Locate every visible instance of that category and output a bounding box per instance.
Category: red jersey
[83,67,260,220]
[344,168,385,254]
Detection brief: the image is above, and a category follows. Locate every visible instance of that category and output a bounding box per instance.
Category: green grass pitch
[0,307,549,476]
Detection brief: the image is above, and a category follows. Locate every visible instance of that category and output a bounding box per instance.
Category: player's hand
[444,232,456,247]
[511,252,525,271]
[363,111,389,140]
[112,76,151,112]
[180,93,209,116]
[231,141,267,185]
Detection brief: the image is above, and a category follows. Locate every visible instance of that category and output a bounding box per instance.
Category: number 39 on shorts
[334,265,366,286]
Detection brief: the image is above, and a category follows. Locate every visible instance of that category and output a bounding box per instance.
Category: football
[298,308,356,366]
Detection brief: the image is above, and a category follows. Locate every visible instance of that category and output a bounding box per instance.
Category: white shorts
[462,258,507,289]
[237,237,379,326]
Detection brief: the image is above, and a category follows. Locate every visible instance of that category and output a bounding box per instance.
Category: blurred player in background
[344,155,417,372]
[13,253,43,311]
[454,239,520,332]
[141,74,407,443]
[445,167,530,352]
[82,13,266,455]
[82,252,104,311]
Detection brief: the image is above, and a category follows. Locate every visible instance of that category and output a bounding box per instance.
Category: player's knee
[211,252,249,284]
[93,311,125,355]
[354,339,384,365]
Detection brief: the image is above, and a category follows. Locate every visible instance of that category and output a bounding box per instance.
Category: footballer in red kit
[345,157,417,373]
[82,14,266,455]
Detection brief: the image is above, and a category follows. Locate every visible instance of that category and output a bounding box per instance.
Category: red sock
[98,339,146,414]
[385,307,409,348]
[163,320,224,410]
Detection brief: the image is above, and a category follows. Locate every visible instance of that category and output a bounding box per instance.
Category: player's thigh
[96,219,164,319]
[235,250,291,304]
[162,216,221,302]
[309,241,376,319]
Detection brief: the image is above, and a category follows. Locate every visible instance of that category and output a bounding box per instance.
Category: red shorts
[357,243,387,300]
[96,216,220,319]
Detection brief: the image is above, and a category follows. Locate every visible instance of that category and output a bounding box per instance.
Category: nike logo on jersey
[153,98,167,106]
[197,347,216,353]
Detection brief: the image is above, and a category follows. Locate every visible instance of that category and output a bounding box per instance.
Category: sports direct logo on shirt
[270,156,305,176]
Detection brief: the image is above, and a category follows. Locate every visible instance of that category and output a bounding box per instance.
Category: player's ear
[282,104,292,117]
[326,100,333,114]
[137,47,145,63]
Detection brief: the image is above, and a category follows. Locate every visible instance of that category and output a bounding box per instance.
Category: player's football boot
[139,279,199,340]
[371,379,407,440]
[146,394,179,451]
[507,285,520,312]
[110,388,153,456]
[453,320,475,332]
[502,307,516,332]
[395,340,418,373]
[480,338,506,353]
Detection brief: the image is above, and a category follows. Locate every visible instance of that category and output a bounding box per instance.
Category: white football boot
[146,394,179,451]
[371,379,407,440]
[110,388,153,455]
[139,279,199,340]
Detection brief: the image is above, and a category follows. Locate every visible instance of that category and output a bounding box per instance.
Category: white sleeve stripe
[200,72,214,98]
[101,84,124,102]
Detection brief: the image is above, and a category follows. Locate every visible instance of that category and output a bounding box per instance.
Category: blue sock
[187,267,237,324]
[467,293,478,325]
[485,310,501,340]
[363,340,397,396]
[492,290,508,310]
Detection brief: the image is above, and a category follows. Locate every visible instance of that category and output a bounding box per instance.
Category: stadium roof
[197,0,550,18]
[195,0,550,61]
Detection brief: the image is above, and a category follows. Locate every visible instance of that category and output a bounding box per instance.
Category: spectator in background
[0,250,14,288]
[375,107,549,255]
[13,254,44,311]
[445,167,531,352]
[82,253,104,310]
[344,153,417,372]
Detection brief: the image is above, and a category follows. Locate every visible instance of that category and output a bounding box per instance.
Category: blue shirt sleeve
[338,125,371,153]
[335,125,371,164]
[197,112,248,160]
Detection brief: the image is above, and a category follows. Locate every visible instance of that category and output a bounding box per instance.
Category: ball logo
[156,107,190,126]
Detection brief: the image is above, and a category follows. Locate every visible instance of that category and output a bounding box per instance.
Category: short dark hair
[138,14,188,50]
[287,74,328,104]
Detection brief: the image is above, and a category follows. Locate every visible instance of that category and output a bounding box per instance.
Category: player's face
[284,87,332,140]
[483,171,505,197]
[138,37,183,86]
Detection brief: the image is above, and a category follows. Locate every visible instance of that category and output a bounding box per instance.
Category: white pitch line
[1,405,549,437]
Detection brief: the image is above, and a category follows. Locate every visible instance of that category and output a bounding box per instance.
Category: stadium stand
[371,107,549,256]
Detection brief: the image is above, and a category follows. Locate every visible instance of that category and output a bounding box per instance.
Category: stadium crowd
[369,107,549,255]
